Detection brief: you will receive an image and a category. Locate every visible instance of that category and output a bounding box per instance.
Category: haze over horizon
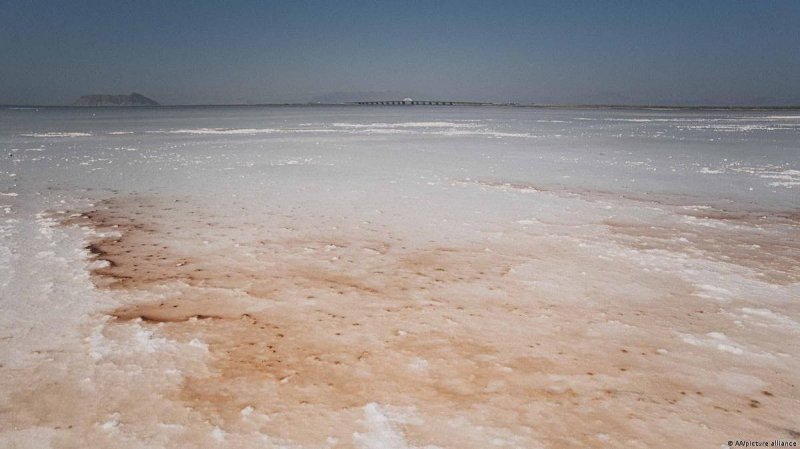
[2,0,799,106]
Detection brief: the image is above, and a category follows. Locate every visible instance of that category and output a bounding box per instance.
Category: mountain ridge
[73,92,159,107]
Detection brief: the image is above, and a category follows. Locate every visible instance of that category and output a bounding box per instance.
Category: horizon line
[3,102,800,110]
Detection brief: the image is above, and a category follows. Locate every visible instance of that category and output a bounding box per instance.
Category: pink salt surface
[4,190,794,449]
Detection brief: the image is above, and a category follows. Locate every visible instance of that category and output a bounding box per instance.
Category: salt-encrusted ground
[1,106,798,448]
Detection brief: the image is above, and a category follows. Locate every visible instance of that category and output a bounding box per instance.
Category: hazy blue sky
[2,0,799,105]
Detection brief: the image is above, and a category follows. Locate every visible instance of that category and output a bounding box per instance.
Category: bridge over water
[351,99,490,106]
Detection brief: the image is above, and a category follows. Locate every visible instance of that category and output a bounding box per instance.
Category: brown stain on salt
[52,194,800,448]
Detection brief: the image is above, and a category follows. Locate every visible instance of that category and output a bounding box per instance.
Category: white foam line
[333,121,479,129]
[21,132,92,137]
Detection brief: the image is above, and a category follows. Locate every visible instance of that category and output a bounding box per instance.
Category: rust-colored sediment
[55,195,800,447]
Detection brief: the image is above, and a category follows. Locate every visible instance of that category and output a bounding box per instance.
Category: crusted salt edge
[211,426,226,442]
[697,165,800,188]
[741,307,800,328]
[678,332,745,355]
[188,338,209,351]
[352,403,437,449]
[98,413,121,430]
[87,320,175,361]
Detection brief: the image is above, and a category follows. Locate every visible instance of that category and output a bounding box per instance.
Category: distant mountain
[73,92,159,107]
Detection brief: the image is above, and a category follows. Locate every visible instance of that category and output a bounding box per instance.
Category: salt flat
[1,106,798,448]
